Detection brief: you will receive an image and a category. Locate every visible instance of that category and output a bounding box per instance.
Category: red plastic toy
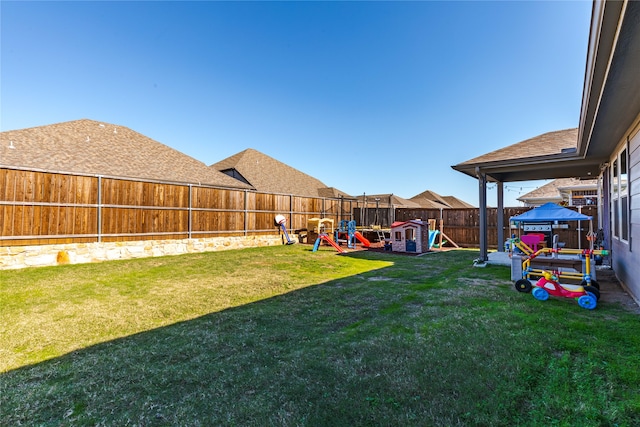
[531,271,600,310]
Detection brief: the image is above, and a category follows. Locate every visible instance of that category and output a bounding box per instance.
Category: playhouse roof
[391,219,425,228]
[510,202,592,222]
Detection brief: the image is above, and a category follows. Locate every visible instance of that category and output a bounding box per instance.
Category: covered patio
[451,0,640,306]
[451,127,606,265]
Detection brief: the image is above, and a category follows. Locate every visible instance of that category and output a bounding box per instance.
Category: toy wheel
[515,279,532,293]
[532,287,549,301]
[584,286,600,301]
[580,279,600,290]
[578,294,597,310]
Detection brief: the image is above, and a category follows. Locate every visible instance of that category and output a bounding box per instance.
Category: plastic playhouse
[389,219,439,253]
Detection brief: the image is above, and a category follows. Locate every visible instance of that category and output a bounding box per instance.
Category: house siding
[612,125,640,303]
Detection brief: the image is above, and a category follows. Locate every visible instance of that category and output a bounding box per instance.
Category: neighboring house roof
[360,194,421,208]
[318,187,357,200]
[409,190,475,209]
[440,196,475,209]
[518,178,598,204]
[0,119,252,189]
[211,148,351,198]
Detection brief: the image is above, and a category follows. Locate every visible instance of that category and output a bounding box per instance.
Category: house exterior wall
[610,122,640,304]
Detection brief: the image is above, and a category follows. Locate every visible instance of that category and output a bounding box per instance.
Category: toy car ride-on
[529,271,600,310]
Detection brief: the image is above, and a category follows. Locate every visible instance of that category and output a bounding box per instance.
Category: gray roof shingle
[518,178,598,202]
[359,194,421,208]
[409,190,475,209]
[457,128,579,166]
[212,148,352,198]
[0,119,252,189]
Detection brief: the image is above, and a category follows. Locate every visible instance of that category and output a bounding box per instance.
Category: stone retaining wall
[0,235,285,270]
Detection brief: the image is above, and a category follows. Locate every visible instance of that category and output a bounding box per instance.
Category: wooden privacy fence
[0,168,354,246]
[395,206,600,250]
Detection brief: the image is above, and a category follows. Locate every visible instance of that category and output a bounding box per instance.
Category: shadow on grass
[2,249,639,426]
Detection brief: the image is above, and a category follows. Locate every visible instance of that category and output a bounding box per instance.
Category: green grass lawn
[1,245,639,426]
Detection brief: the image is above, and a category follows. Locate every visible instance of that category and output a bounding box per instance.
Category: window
[571,189,598,206]
[611,146,629,242]
[405,228,416,242]
[394,231,402,241]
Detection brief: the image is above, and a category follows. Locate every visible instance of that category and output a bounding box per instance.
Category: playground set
[508,203,609,309]
[302,215,458,254]
[275,212,459,255]
[312,219,371,254]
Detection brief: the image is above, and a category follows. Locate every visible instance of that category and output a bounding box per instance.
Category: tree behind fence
[0,168,354,246]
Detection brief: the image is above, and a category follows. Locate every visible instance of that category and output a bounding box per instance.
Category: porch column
[476,167,488,262]
[497,181,504,252]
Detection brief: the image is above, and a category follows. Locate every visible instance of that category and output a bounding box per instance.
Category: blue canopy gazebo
[510,202,592,223]
[510,203,594,250]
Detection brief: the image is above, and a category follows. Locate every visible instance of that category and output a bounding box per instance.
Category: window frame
[611,144,629,243]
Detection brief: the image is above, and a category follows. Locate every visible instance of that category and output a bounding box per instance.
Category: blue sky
[1,1,592,207]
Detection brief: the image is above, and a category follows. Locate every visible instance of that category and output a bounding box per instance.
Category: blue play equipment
[335,220,358,249]
[428,229,439,250]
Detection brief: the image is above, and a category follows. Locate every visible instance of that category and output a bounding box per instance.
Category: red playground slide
[354,231,371,247]
[320,235,346,253]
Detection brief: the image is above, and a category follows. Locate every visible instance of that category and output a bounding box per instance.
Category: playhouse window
[394,231,402,241]
[405,228,416,242]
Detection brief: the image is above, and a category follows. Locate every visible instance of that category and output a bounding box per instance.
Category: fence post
[244,189,248,236]
[97,175,102,243]
[289,194,293,228]
[188,184,193,239]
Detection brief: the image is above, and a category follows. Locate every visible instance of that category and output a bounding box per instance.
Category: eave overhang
[578,0,640,157]
[451,153,605,183]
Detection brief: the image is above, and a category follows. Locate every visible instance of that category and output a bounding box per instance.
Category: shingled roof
[518,178,598,205]
[457,128,579,166]
[0,119,252,189]
[360,194,421,208]
[440,195,476,209]
[409,190,475,209]
[211,148,352,198]
[450,128,601,183]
